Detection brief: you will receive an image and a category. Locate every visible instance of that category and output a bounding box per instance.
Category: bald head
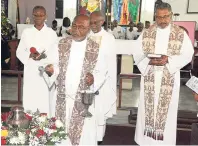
[90,11,105,21]
[73,14,90,26]
[71,14,90,41]
[90,11,105,33]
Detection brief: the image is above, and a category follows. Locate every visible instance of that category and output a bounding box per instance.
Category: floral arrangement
[1,110,67,145]
[1,10,10,40]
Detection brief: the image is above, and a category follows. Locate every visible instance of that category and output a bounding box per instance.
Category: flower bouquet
[1,109,67,145]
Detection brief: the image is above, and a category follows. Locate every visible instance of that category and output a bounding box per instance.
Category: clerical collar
[157,23,171,31]
[92,28,104,35]
[34,23,47,31]
[73,37,87,43]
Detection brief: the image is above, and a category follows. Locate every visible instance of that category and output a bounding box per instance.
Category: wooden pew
[1,70,23,105]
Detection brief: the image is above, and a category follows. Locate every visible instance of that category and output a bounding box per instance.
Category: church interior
[1,0,198,145]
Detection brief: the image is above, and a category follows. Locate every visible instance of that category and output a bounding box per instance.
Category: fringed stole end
[144,128,164,141]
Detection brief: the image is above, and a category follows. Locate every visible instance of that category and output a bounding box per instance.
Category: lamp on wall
[173,13,180,21]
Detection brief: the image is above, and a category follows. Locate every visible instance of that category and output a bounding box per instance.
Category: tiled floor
[1,76,198,125]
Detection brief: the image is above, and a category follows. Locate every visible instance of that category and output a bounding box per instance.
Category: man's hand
[194,92,198,102]
[85,72,94,86]
[29,51,42,61]
[45,64,54,77]
[149,55,168,66]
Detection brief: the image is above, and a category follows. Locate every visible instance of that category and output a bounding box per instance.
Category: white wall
[140,0,155,24]
[164,0,198,29]
[140,0,198,29]
[56,0,77,27]
[18,0,55,27]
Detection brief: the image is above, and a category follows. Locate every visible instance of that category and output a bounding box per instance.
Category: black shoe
[97,141,103,145]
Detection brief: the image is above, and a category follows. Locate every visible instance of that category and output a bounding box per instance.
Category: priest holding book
[133,2,194,145]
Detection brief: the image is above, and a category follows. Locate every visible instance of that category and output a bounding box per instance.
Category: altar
[115,39,140,90]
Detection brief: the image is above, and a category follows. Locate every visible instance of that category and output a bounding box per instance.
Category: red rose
[36,129,45,138]
[25,114,32,121]
[1,126,8,130]
[30,47,37,53]
[40,113,47,116]
[1,112,11,122]
[37,129,45,136]
[51,117,56,122]
[50,124,56,130]
[1,137,6,145]
[26,129,31,135]
[36,133,42,138]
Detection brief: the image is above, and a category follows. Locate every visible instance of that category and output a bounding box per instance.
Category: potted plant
[1,10,15,40]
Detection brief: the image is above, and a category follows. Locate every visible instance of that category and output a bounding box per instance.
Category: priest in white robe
[50,15,110,145]
[133,3,194,145]
[16,6,58,114]
[90,11,117,143]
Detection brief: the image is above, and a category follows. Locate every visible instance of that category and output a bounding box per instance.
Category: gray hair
[90,11,105,21]
[156,2,172,13]
[33,6,46,14]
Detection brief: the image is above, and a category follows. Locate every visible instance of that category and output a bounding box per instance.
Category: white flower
[38,116,47,123]
[31,128,37,133]
[51,136,60,142]
[29,136,39,146]
[18,132,26,144]
[55,120,64,128]
[9,137,20,144]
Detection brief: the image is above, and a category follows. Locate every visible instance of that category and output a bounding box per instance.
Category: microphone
[38,66,52,77]
[38,66,45,74]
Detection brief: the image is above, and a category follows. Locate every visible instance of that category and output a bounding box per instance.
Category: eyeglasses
[32,14,46,18]
[155,13,172,20]
[72,24,88,31]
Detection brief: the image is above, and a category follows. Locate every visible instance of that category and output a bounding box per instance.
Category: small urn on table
[81,92,95,117]
[7,106,30,129]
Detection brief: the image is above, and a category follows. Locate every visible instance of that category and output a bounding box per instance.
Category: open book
[147,54,162,58]
[186,76,198,94]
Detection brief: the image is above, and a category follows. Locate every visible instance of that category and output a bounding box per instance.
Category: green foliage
[1,10,10,39]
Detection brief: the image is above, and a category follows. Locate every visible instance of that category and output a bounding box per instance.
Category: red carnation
[1,112,11,122]
[25,114,32,121]
[40,113,47,116]
[1,137,6,145]
[30,47,37,53]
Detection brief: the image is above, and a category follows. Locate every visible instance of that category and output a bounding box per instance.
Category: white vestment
[112,26,125,39]
[90,29,117,141]
[16,24,58,114]
[133,31,142,40]
[51,38,110,145]
[126,28,137,40]
[133,25,194,145]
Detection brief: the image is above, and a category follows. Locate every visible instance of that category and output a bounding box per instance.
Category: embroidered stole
[142,23,184,140]
[55,36,101,145]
